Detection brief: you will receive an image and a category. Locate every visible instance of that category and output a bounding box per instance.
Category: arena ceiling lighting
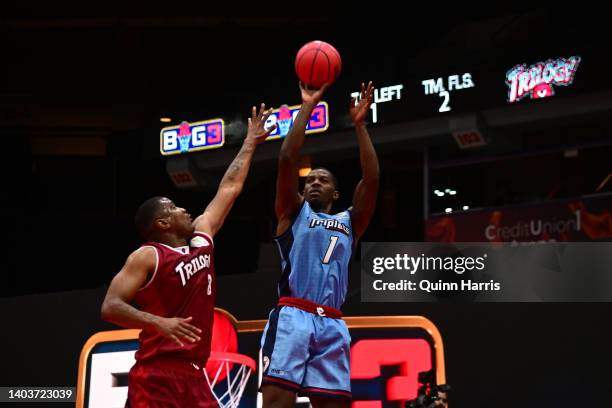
[434,189,457,197]
[299,167,312,177]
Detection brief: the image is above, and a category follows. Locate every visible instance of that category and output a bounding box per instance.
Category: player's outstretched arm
[275,82,328,235]
[101,248,202,346]
[194,104,276,238]
[349,81,380,240]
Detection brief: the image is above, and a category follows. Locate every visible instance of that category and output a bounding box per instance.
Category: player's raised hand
[300,81,329,107]
[350,81,374,125]
[247,103,276,144]
[154,316,202,347]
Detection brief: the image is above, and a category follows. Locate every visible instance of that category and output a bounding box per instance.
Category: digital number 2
[438,91,450,112]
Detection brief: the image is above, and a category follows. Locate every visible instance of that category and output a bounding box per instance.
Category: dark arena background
[1,5,611,408]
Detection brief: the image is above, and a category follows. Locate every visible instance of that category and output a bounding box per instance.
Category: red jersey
[133,231,216,367]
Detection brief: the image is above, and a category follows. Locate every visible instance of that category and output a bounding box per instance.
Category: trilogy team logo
[506,56,581,103]
[160,119,225,155]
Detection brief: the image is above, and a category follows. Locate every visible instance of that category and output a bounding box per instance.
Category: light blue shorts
[260,305,352,399]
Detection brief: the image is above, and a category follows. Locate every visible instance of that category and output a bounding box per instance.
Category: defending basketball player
[101,104,276,408]
[260,81,379,408]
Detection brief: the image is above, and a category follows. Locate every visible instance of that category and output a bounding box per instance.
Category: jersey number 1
[322,236,339,264]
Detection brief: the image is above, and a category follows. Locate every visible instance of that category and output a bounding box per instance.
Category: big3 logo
[160,118,225,155]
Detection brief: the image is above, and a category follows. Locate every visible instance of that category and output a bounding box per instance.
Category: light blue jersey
[261,201,354,398]
[274,200,353,309]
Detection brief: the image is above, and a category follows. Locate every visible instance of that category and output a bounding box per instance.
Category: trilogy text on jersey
[175,254,211,287]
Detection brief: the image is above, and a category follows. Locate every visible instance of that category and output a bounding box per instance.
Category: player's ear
[155,217,171,231]
[333,191,339,201]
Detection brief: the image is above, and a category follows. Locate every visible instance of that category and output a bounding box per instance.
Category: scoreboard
[160,48,607,156]
[338,47,606,129]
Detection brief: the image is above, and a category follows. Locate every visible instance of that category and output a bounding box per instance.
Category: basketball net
[204,351,256,408]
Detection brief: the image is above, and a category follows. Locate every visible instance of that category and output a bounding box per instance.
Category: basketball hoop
[204,351,256,408]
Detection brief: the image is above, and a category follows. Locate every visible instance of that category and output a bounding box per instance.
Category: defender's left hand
[247,103,276,144]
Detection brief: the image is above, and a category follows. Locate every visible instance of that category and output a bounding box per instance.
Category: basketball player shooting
[260,81,379,408]
[101,104,276,408]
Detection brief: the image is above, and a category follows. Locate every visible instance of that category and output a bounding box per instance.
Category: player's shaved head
[135,196,170,240]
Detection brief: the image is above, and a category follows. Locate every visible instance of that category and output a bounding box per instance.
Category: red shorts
[126,357,218,408]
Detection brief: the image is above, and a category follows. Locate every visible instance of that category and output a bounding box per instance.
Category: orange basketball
[295,40,342,89]
[205,309,238,381]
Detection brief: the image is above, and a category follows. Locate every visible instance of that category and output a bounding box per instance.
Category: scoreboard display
[160,49,607,156]
[338,50,599,127]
